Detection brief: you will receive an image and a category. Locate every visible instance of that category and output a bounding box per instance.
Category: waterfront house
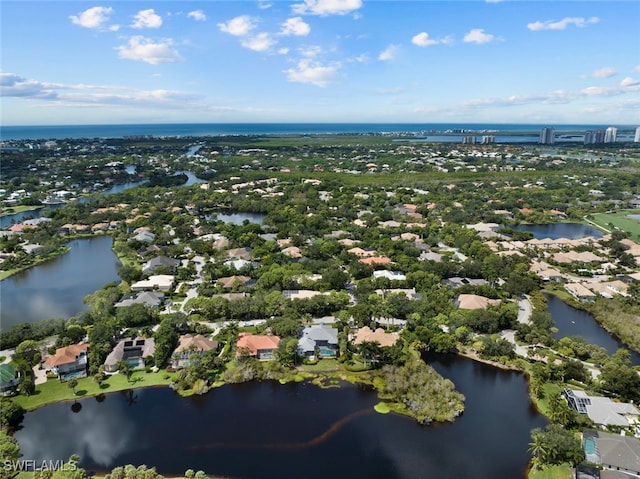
[171,334,219,369]
[564,283,597,302]
[564,389,639,429]
[104,337,156,372]
[129,230,155,243]
[0,364,20,394]
[297,324,339,358]
[353,326,400,348]
[43,343,89,380]
[236,333,280,360]
[582,429,640,476]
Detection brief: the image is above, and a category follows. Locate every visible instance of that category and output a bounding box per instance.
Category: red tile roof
[236,333,280,357]
[43,343,88,368]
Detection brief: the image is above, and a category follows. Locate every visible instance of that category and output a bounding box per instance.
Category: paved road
[517,295,532,325]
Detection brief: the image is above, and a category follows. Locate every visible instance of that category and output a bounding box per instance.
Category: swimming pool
[583,437,599,464]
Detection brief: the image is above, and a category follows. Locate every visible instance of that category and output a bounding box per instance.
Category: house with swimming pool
[236,333,280,360]
[42,343,89,381]
[297,324,339,359]
[582,429,640,477]
[104,337,156,372]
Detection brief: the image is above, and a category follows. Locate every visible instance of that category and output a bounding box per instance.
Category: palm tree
[528,430,547,468]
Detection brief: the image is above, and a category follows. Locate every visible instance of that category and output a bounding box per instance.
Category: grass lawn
[14,370,176,411]
[532,383,563,417]
[298,358,340,372]
[588,209,640,241]
[528,464,573,479]
[0,205,44,217]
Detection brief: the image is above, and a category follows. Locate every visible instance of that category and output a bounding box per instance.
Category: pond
[511,223,603,240]
[14,354,546,479]
[547,295,640,365]
[212,212,266,225]
[0,236,121,327]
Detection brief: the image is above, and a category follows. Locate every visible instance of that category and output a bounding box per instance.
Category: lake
[0,236,121,327]
[14,355,546,479]
[512,223,603,240]
[547,295,640,365]
[0,205,64,229]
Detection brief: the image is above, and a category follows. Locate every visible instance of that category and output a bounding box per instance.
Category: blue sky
[1,0,639,125]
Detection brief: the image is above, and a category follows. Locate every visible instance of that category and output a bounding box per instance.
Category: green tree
[68,378,78,395]
[0,398,25,429]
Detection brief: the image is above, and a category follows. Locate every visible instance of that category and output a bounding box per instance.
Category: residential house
[0,364,20,394]
[282,290,323,300]
[582,429,640,477]
[375,288,421,300]
[104,337,156,372]
[236,333,280,360]
[43,343,89,380]
[142,256,181,275]
[353,326,400,348]
[297,324,339,358]
[445,277,489,288]
[373,270,406,281]
[130,275,175,292]
[455,294,501,310]
[226,247,252,260]
[171,334,219,369]
[114,291,165,308]
[359,256,392,266]
[216,275,252,289]
[129,230,156,243]
[564,390,639,429]
[564,283,597,302]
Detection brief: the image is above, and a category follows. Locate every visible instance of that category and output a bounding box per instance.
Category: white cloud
[258,1,273,9]
[463,28,496,44]
[187,10,207,22]
[131,9,163,29]
[69,6,114,30]
[280,17,311,36]
[218,15,256,36]
[412,32,438,47]
[620,77,640,87]
[378,44,398,61]
[0,72,196,108]
[583,67,617,79]
[278,47,290,55]
[241,33,276,52]
[285,59,337,86]
[527,17,599,31]
[300,45,323,58]
[634,65,640,73]
[292,0,362,16]
[116,36,182,64]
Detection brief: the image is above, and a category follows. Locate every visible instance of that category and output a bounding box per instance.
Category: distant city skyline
[1,1,639,126]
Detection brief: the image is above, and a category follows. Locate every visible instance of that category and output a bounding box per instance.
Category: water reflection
[547,295,640,365]
[511,223,603,240]
[0,236,121,326]
[15,356,546,479]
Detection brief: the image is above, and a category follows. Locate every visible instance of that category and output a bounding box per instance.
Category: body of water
[547,295,640,365]
[2,123,636,141]
[0,236,121,326]
[512,223,603,240]
[0,204,65,229]
[213,212,266,225]
[14,354,546,479]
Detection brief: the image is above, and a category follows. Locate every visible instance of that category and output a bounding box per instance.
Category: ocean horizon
[1,122,637,141]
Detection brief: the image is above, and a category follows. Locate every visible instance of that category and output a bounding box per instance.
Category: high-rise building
[462,136,476,144]
[539,127,555,145]
[604,127,617,143]
[481,135,495,144]
[634,127,640,143]
[584,131,595,145]
[594,129,605,143]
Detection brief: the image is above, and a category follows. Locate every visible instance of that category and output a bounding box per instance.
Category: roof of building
[359,256,392,265]
[0,364,17,382]
[353,326,399,348]
[104,337,156,368]
[456,294,501,310]
[591,430,640,474]
[114,291,164,308]
[174,334,218,354]
[216,275,251,289]
[236,333,280,356]
[43,343,89,368]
